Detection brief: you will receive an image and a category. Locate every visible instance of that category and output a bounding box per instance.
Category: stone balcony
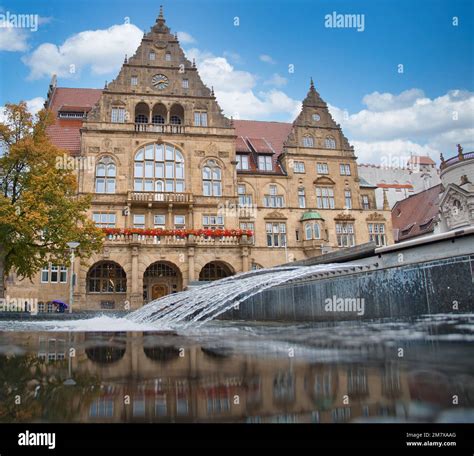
[302,239,325,253]
[127,191,193,206]
[134,123,185,134]
[104,233,244,247]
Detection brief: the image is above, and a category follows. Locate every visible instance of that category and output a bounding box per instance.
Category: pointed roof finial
[159,5,164,19]
[124,54,128,64]
[211,86,215,97]
[192,58,196,68]
[310,77,314,90]
[104,81,108,89]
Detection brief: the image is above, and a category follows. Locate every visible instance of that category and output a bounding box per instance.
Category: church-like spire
[302,78,325,107]
[158,5,164,20]
[153,5,170,33]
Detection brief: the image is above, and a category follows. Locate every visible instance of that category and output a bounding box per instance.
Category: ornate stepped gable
[283,79,353,153]
[87,7,230,128]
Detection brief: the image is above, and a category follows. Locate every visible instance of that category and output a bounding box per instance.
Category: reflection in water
[0,317,473,423]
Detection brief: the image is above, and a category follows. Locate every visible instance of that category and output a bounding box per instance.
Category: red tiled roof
[46,87,102,154]
[391,184,443,242]
[407,155,436,165]
[236,136,252,153]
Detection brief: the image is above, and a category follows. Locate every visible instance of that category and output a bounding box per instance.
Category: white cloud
[186,48,300,120]
[264,73,288,87]
[22,23,143,79]
[329,89,474,164]
[259,54,276,64]
[223,51,243,64]
[177,31,195,44]
[0,26,29,51]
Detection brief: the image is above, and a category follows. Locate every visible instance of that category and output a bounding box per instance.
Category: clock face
[312,113,321,121]
[152,74,169,90]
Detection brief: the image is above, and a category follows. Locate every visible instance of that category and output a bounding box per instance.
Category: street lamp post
[66,242,80,314]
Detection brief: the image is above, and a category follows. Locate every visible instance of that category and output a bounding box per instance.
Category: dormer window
[258,155,273,171]
[302,135,314,147]
[236,154,249,170]
[165,52,171,61]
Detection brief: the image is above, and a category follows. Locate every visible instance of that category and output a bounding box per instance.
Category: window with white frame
[203,215,224,230]
[202,160,222,196]
[258,155,273,171]
[298,187,306,208]
[182,79,189,89]
[317,163,329,174]
[236,154,249,170]
[174,215,186,229]
[368,223,387,246]
[264,184,284,208]
[134,143,185,193]
[95,156,116,193]
[266,222,287,247]
[344,190,352,209]
[316,187,335,209]
[131,76,138,86]
[133,214,145,229]
[304,222,321,240]
[340,164,351,175]
[325,136,336,149]
[293,161,305,173]
[149,51,155,61]
[240,221,255,244]
[165,52,171,61]
[41,265,67,283]
[111,107,126,123]
[194,111,208,126]
[361,195,370,210]
[238,184,252,206]
[93,212,116,228]
[154,214,166,229]
[336,222,355,247]
[302,136,314,147]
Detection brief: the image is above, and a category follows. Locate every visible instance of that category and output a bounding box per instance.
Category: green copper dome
[300,211,324,221]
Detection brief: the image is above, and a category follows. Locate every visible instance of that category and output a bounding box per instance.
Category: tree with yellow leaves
[0,102,103,298]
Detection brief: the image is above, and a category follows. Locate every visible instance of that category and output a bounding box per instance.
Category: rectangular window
[240,222,255,244]
[298,188,306,208]
[111,107,125,123]
[165,53,171,61]
[60,266,67,283]
[51,265,59,283]
[362,195,370,210]
[266,223,287,247]
[174,215,186,229]
[149,51,155,61]
[294,161,305,173]
[317,163,329,174]
[368,223,387,247]
[93,212,116,228]
[336,223,355,247]
[131,76,138,86]
[237,154,249,170]
[316,187,335,209]
[258,155,273,171]
[203,215,224,229]
[340,164,351,175]
[182,79,189,89]
[154,215,166,228]
[344,190,352,209]
[238,184,252,206]
[133,214,145,229]
[194,112,208,126]
[41,266,49,283]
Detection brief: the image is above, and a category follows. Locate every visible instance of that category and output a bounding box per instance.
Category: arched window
[170,104,184,125]
[199,262,233,281]
[87,261,127,293]
[302,135,314,147]
[152,103,166,124]
[202,160,222,196]
[95,156,116,193]
[325,136,336,149]
[134,143,185,193]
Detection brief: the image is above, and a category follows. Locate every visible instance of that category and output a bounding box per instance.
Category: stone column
[147,202,153,229]
[241,244,249,272]
[187,245,195,283]
[130,244,141,309]
[188,204,194,229]
[167,203,173,229]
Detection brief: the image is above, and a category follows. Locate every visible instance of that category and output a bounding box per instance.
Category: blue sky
[0,0,473,163]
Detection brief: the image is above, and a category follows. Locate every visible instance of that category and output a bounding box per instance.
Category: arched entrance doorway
[199,261,234,282]
[143,261,182,303]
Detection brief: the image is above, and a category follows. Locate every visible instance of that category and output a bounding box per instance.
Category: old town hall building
[7,9,392,311]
